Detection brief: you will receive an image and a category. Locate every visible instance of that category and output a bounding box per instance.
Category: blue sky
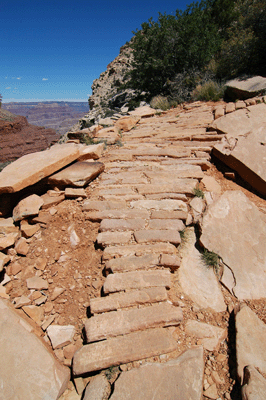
[1,0,193,103]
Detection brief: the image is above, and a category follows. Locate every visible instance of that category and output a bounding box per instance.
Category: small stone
[51,287,65,300]
[49,207,58,215]
[22,305,44,325]
[92,280,102,290]
[41,314,55,331]
[26,276,49,290]
[14,295,31,308]
[20,220,40,238]
[203,383,218,399]
[83,374,111,400]
[0,233,16,251]
[0,252,10,272]
[15,237,29,256]
[63,343,78,360]
[47,325,75,349]
[35,295,47,306]
[74,377,85,395]
[34,257,47,271]
[13,194,44,222]
[0,284,9,299]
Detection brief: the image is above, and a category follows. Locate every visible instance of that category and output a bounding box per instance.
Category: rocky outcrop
[0,109,59,162]
[225,76,266,100]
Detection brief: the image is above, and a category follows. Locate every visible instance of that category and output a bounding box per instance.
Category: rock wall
[0,109,59,162]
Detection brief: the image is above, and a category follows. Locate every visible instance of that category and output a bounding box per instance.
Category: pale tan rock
[85,208,149,222]
[190,197,206,223]
[22,305,44,325]
[47,325,75,349]
[41,193,65,209]
[100,218,145,232]
[200,191,266,300]
[225,103,235,113]
[130,199,187,212]
[103,243,177,261]
[15,237,29,255]
[134,229,181,245]
[51,287,65,301]
[226,76,266,100]
[136,181,197,195]
[65,188,87,198]
[242,365,266,400]
[97,231,132,246]
[147,219,185,231]
[203,383,218,399]
[145,165,204,180]
[83,374,111,400]
[201,175,221,194]
[0,217,19,235]
[214,106,225,120]
[150,210,188,220]
[14,295,31,308]
[13,194,44,222]
[0,233,16,251]
[48,161,104,188]
[95,126,119,144]
[128,106,157,117]
[0,143,81,194]
[236,304,266,383]
[20,220,40,238]
[0,284,9,299]
[34,257,47,271]
[105,254,159,273]
[90,287,167,314]
[7,261,22,276]
[26,276,49,290]
[235,100,246,109]
[82,200,127,211]
[103,270,171,294]
[159,254,180,270]
[179,228,226,312]
[73,328,178,375]
[77,143,105,161]
[85,303,182,342]
[185,320,227,351]
[41,315,55,331]
[63,343,78,360]
[110,347,204,400]
[115,116,140,132]
[0,252,10,272]
[0,299,69,399]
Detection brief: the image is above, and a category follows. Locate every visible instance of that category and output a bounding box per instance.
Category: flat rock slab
[136,181,197,195]
[83,374,111,400]
[78,143,105,161]
[130,199,187,212]
[147,219,185,231]
[72,328,178,375]
[128,106,157,117]
[179,227,226,312]
[103,270,172,294]
[97,231,132,246]
[242,365,266,400]
[47,161,104,188]
[0,143,81,194]
[100,218,145,232]
[83,200,127,211]
[200,190,266,300]
[145,165,204,180]
[0,299,69,399]
[84,209,149,222]
[236,304,266,383]
[105,254,159,273]
[110,347,204,400]
[134,229,181,245]
[150,210,188,220]
[102,243,177,261]
[185,320,227,352]
[47,324,75,349]
[85,303,183,342]
[226,76,266,100]
[90,287,167,314]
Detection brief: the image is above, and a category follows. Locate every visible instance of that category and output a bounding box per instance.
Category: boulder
[110,347,204,400]
[77,143,105,161]
[0,143,81,194]
[200,191,266,300]
[236,304,266,383]
[178,227,226,312]
[225,76,266,100]
[13,194,44,222]
[83,374,111,400]
[47,161,104,188]
[0,299,69,399]
[242,365,266,400]
[128,106,157,118]
[211,104,266,196]
[114,116,140,132]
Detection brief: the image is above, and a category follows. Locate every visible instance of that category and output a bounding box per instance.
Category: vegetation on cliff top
[127,0,266,102]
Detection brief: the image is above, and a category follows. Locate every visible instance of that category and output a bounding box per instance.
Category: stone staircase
[72,103,225,383]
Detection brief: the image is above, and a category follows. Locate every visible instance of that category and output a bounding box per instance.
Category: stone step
[97,231,133,246]
[145,193,188,201]
[92,194,144,202]
[132,148,191,158]
[144,167,204,180]
[84,209,150,222]
[134,230,181,245]
[102,243,178,261]
[82,200,127,212]
[136,181,198,195]
[99,218,146,232]
[147,219,185,231]
[130,199,187,212]
[93,187,138,197]
[150,210,188,220]
[105,254,159,273]
[90,287,168,314]
[160,158,211,170]
[85,303,183,342]
[72,328,178,375]
[103,270,172,294]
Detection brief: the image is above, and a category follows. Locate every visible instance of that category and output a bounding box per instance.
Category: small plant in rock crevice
[201,248,220,275]
[193,186,204,199]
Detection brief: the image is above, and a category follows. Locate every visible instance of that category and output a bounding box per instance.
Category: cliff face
[88,43,133,110]
[0,109,59,162]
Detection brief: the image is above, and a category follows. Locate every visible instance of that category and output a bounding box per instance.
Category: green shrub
[192,80,225,101]
[201,249,220,275]
[150,95,170,110]
[193,186,204,199]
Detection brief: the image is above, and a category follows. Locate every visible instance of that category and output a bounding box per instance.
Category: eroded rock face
[110,347,204,400]
[0,299,69,399]
[200,191,266,300]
